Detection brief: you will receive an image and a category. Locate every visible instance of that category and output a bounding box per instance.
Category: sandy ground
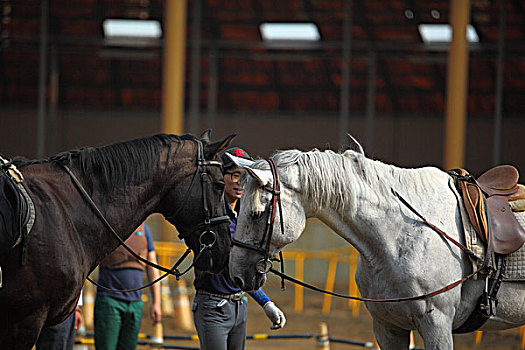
[107,281,525,350]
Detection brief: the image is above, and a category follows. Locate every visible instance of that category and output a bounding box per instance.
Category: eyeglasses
[224,171,242,182]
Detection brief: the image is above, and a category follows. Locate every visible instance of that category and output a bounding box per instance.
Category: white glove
[263,301,286,330]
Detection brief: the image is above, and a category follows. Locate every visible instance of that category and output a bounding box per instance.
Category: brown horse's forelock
[13,134,199,193]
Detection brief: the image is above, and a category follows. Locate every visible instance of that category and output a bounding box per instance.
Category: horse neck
[69,142,193,267]
[299,153,449,263]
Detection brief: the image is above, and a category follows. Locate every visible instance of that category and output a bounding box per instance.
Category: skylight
[102,19,162,38]
[259,23,320,41]
[418,24,479,43]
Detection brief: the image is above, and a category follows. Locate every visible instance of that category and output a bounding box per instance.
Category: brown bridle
[231,158,286,287]
[233,157,487,303]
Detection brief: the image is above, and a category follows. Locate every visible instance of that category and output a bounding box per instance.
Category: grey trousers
[192,293,248,350]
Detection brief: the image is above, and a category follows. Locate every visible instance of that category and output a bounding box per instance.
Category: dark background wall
[1,106,524,178]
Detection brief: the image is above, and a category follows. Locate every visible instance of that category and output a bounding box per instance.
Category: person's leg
[117,300,143,350]
[227,298,248,350]
[193,294,235,350]
[35,311,75,350]
[94,295,124,350]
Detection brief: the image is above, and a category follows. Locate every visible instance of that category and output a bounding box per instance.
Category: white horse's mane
[245,149,446,217]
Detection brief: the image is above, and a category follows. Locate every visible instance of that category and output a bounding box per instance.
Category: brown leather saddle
[450,165,525,255]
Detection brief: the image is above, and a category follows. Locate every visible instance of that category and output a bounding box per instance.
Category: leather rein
[59,139,229,293]
[233,158,486,303]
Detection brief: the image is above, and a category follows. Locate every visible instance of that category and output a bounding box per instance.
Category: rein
[58,139,227,293]
[270,267,480,303]
[269,189,486,303]
[58,162,193,278]
[237,157,486,303]
[87,249,192,293]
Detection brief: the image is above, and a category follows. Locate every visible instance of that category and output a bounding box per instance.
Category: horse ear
[199,129,212,144]
[204,134,236,158]
[245,167,273,186]
[346,133,365,156]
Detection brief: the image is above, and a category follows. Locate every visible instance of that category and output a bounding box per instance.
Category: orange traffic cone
[83,283,95,330]
[161,279,174,316]
[316,322,330,350]
[171,279,193,331]
[150,322,164,346]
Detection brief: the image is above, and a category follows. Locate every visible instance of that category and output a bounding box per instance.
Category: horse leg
[373,320,410,350]
[1,313,45,350]
[414,312,454,350]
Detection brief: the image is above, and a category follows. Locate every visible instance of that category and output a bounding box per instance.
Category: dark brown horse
[0,130,234,349]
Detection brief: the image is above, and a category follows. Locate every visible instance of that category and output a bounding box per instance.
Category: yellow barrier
[153,241,361,316]
[275,248,359,315]
[294,253,304,313]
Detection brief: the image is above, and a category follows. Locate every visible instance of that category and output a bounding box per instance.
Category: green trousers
[94,295,144,350]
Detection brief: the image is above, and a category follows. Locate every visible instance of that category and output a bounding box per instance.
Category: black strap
[57,161,192,278]
[87,249,194,293]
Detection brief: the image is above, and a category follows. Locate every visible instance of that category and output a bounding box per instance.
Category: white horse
[229,147,525,350]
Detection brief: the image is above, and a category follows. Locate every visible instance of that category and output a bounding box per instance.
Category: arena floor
[127,281,524,350]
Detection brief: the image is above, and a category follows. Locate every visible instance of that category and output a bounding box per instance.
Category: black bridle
[165,140,230,254]
[231,158,286,288]
[60,139,229,292]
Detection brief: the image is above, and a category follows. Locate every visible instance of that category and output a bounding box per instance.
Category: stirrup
[479,276,498,317]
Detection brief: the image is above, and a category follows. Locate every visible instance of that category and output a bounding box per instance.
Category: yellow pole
[322,257,337,314]
[294,254,304,313]
[162,0,186,135]
[349,248,360,316]
[161,0,187,241]
[443,0,471,170]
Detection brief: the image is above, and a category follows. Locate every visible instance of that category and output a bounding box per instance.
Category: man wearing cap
[192,147,286,350]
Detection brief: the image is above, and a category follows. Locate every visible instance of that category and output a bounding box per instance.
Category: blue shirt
[96,224,155,302]
[193,201,270,307]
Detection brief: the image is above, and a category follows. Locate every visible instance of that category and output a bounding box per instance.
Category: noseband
[231,158,286,288]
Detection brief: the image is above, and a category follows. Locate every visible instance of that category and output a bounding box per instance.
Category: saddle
[0,156,32,256]
[450,165,525,334]
[450,166,525,255]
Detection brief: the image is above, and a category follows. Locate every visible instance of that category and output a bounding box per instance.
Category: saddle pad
[505,211,525,281]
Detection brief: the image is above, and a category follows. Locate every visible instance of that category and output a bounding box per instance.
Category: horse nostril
[233,276,245,290]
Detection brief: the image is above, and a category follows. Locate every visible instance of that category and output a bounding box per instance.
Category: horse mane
[13,133,198,193]
[245,148,446,217]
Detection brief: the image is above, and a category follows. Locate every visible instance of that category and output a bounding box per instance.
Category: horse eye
[215,182,225,191]
[251,211,263,220]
